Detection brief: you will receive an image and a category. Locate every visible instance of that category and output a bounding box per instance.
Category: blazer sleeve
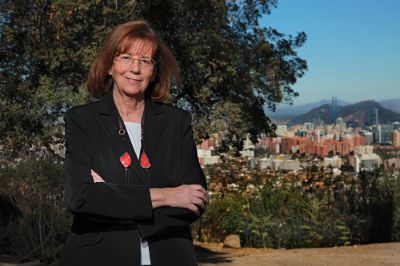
[64,108,153,220]
[137,111,207,239]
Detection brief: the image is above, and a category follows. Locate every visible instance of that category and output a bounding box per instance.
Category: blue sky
[260,0,400,105]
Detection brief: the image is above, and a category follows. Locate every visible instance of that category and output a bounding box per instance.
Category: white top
[124,122,151,265]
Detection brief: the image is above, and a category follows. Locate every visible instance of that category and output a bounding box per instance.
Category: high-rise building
[364,132,373,145]
[331,97,337,124]
[381,124,394,144]
[370,108,378,126]
[371,126,382,144]
[393,131,400,147]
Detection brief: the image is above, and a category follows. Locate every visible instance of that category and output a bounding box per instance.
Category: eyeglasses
[114,54,156,70]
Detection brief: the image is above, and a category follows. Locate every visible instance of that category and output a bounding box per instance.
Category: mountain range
[380,99,400,113]
[266,98,400,121]
[288,100,400,126]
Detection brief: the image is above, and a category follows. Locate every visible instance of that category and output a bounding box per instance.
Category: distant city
[197,96,400,175]
[265,98,400,122]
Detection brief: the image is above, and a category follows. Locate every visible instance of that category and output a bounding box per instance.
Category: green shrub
[201,193,250,242]
[0,157,70,265]
[201,158,400,248]
[391,175,400,241]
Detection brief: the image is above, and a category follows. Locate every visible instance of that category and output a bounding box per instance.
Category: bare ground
[195,241,400,266]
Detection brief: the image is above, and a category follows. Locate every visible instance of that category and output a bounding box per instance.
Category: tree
[0,0,307,158]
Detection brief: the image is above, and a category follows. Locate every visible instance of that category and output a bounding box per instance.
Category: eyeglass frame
[113,53,157,70]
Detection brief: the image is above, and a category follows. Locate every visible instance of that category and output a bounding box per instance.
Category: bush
[200,158,400,249]
[0,157,70,265]
[201,193,250,242]
[199,184,352,248]
[389,173,400,241]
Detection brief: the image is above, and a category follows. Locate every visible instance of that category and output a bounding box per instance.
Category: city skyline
[261,0,400,106]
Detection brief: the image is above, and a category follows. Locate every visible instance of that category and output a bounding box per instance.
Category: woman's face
[110,40,155,99]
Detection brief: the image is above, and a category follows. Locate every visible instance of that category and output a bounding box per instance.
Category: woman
[61,20,208,266]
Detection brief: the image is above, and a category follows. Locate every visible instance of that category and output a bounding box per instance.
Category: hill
[266,98,400,121]
[380,98,400,113]
[289,100,400,125]
[265,99,350,120]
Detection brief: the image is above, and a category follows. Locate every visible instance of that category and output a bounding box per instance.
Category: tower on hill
[331,97,337,124]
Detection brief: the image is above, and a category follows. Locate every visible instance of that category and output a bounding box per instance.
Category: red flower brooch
[120,151,151,169]
[119,152,132,168]
[140,151,151,169]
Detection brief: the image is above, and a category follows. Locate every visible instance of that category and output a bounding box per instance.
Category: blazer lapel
[143,100,167,167]
[96,92,148,185]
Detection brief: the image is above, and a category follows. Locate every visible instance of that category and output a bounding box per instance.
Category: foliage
[392,175,400,241]
[0,157,71,264]
[201,193,251,241]
[0,0,307,157]
[129,0,307,152]
[198,158,400,248]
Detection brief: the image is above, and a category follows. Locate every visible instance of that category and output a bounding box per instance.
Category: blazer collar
[97,91,116,116]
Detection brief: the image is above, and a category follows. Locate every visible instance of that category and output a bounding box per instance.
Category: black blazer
[60,92,206,266]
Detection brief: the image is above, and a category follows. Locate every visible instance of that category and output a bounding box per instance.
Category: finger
[197,187,208,197]
[191,190,204,198]
[189,184,205,191]
[191,197,204,206]
[192,190,209,203]
[197,202,206,213]
[187,204,200,216]
[192,197,207,210]
[190,187,207,197]
[196,186,207,193]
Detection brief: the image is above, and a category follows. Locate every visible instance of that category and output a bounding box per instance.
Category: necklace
[117,104,151,185]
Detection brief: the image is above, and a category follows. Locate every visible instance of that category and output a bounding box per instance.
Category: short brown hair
[87,20,180,101]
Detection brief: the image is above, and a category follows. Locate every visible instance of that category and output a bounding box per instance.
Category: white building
[272,159,283,170]
[240,136,255,158]
[257,157,272,170]
[359,153,382,171]
[276,125,288,137]
[350,153,382,172]
[197,149,220,165]
[256,156,299,171]
[280,159,301,171]
[323,156,342,168]
[354,145,373,155]
[303,122,313,131]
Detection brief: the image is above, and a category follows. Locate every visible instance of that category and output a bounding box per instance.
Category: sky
[260,0,400,105]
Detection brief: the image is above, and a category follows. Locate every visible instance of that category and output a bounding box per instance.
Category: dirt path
[195,242,400,266]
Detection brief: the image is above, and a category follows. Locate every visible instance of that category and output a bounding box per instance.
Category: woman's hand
[91,169,105,183]
[150,185,208,216]
[90,169,208,215]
